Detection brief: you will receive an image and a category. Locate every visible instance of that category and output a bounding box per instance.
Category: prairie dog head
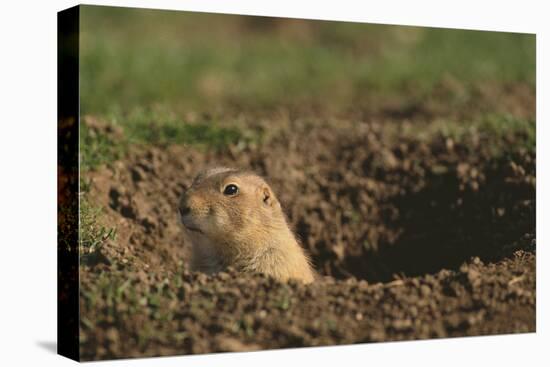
[178,167,286,253]
[179,167,316,283]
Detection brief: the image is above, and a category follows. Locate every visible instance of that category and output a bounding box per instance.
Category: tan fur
[178,167,315,283]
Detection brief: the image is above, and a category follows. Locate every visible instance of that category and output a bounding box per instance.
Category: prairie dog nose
[179,194,191,217]
[179,204,191,217]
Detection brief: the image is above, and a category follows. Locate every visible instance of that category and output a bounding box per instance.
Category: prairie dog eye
[223,184,239,196]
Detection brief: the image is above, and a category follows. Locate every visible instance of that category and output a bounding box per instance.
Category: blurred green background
[79,5,535,170]
[80,6,535,116]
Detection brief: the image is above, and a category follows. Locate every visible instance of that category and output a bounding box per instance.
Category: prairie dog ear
[259,184,277,207]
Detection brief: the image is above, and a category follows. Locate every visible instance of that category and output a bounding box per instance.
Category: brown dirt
[79,116,535,360]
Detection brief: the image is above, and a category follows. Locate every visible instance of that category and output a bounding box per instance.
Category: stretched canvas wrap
[58,5,536,362]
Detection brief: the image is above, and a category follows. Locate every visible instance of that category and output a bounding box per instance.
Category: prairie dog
[178,167,315,283]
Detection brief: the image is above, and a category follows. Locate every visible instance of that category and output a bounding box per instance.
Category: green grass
[79,180,117,262]
[118,108,262,148]
[80,108,262,170]
[80,123,122,171]
[80,5,535,117]
[368,28,536,91]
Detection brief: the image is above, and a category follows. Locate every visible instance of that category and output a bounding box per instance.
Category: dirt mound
[80,252,535,360]
[80,116,535,360]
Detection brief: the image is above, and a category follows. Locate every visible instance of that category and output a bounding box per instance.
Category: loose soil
[79,116,535,360]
